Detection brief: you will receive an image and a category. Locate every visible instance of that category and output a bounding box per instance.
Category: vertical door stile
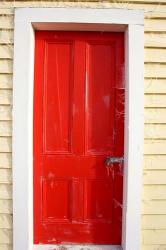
[72,39,86,222]
[33,34,45,237]
[72,39,86,156]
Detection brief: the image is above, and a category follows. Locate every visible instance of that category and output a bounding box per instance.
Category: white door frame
[13,7,144,250]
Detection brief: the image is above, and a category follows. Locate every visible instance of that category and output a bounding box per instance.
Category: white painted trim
[13,7,144,250]
[122,24,144,250]
[15,7,143,25]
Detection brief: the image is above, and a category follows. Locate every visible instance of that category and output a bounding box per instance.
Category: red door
[34,31,124,244]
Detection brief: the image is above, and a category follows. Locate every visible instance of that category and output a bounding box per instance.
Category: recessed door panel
[43,42,73,154]
[84,179,113,222]
[85,43,115,155]
[42,178,71,222]
[34,31,124,244]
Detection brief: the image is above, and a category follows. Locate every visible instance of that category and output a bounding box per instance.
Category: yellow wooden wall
[0,0,166,249]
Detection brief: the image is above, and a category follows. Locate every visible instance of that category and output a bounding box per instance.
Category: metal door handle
[105,156,124,166]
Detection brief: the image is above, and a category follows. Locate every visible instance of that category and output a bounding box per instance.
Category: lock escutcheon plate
[105,156,124,166]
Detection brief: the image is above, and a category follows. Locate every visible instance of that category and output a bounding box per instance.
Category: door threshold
[33,245,122,250]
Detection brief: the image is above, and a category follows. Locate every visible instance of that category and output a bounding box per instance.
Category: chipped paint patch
[33,245,122,250]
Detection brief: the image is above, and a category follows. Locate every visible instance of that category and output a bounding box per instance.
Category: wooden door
[33,31,124,244]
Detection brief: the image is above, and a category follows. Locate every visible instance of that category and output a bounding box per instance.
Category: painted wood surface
[34,31,124,244]
[0,1,166,250]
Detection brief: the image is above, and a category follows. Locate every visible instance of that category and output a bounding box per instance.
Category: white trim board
[13,7,144,250]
